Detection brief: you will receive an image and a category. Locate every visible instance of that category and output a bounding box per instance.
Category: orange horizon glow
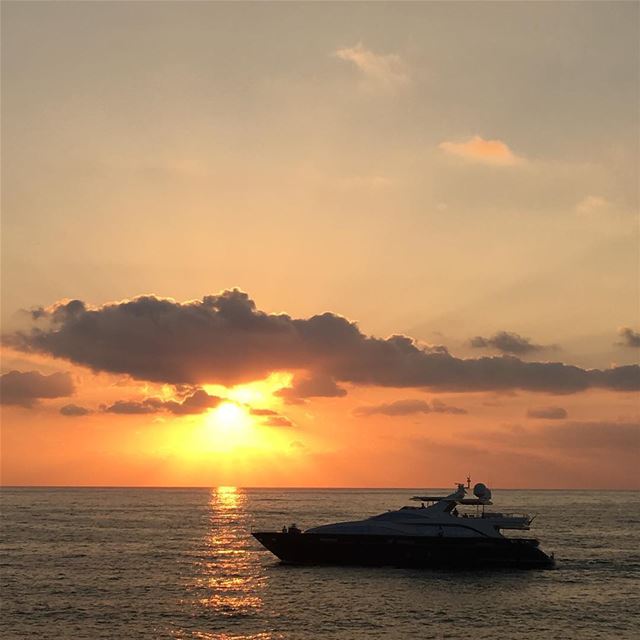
[1,353,638,489]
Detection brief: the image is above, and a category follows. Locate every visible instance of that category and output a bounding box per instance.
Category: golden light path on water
[173,486,280,639]
[187,487,267,631]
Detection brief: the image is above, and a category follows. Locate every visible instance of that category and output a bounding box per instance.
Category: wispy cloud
[576,195,611,216]
[250,407,294,427]
[488,421,640,454]
[354,398,467,417]
[335,42,409,91]
[526,406,568,420]
[262,415,294,427]
[439,135,523,166]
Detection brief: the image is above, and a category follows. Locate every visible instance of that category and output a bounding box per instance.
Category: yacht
[252,481,555,569]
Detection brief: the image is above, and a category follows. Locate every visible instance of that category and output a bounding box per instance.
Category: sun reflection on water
[183,486,265,626]
[178,632,283,640]
[215,485,240,509]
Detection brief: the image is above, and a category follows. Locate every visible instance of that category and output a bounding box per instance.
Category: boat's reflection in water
[192,487,265,617]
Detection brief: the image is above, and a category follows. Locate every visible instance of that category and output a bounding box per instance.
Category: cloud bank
[0,370,74,407]
[5,289,639,395]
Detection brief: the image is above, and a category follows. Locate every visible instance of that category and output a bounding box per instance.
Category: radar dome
[473,483,492,500]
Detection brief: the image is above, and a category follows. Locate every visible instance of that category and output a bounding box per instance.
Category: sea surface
[1,488,639,639]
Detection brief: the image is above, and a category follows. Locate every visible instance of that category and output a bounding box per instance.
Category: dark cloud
[275,373,347,403]
[262,416,294,427]
[470,331,551,355]
[0,370,74,408]
[5,289,639,395]
[617,327,640,348]
[103,389,222,416]
[526,406,568,420]
[60,403,91,417]
[354,398,467,417]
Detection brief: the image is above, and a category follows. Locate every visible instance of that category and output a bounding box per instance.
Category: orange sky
[1,2,638,488]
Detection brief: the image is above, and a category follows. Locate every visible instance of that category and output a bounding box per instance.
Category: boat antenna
[466,475,471,489]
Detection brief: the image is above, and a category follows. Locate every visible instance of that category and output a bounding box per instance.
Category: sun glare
[193,401,263,453]
[203,372,293,408]
[212,402,248,430]
[157,374,300,459]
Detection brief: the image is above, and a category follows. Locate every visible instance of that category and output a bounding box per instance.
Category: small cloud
[249,408,278,416]
[0,370,74,408]
[470,331,551,355]
[354,398,467,417]
[103,400,159,415]
[617,327,640,349]
[335,42,409,91]
[526,406,568,420]
[439,135,523,166]
[160,389,222,415]
[60,403,91,417]
[262,416,294,427]
[576,195,611,216]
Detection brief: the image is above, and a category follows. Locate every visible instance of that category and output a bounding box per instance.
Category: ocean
[1,487,638,639]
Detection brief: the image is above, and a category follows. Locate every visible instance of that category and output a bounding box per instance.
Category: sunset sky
[1,1,638,488]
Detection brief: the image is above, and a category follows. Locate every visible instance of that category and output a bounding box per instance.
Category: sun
[195,401,256,452]
[213,401,247,428]
[160,375,300,458]
[208,401,251,433]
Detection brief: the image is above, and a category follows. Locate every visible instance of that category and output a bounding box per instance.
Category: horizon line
[1,485,638,491]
